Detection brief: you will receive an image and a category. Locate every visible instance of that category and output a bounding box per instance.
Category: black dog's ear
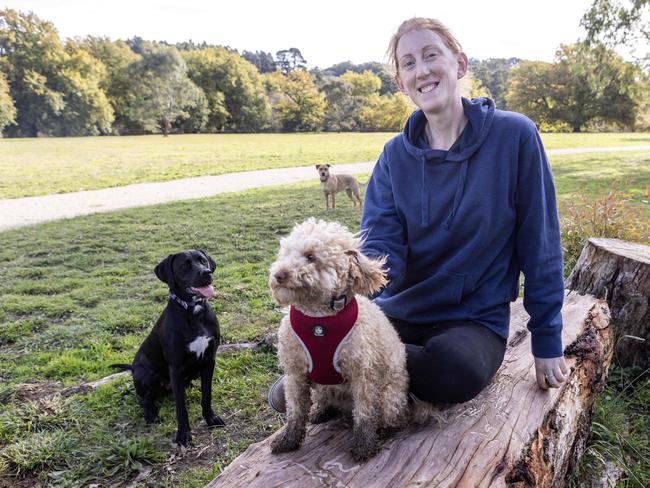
[198,249,216,272]
[154,254,176,287]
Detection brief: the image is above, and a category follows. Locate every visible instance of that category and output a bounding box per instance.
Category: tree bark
[565,237,649,368]
[206,292,613,488]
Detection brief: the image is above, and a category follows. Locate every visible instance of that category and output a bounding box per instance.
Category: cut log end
[566,237,649,368]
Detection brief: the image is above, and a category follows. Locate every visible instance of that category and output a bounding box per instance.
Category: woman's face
[395,29,467,115]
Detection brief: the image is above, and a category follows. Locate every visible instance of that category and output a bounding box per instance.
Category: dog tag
[312,324,325,337]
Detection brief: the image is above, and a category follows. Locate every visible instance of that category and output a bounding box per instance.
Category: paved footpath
[1,145,649,232]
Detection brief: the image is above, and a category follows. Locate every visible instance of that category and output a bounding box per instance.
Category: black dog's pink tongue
[194,285,215,298]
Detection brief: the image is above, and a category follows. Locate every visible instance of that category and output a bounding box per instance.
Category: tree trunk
[565,237,649,368]
[206,292,613,488]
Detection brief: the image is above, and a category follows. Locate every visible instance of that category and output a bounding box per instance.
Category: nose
[201,269,212,282]
[274,271,287,283]
[416,62,431,78]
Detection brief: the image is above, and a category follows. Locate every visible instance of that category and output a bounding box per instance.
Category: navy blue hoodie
[361,97,564,358]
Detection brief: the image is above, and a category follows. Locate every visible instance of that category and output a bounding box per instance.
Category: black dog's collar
[169,291,206,314]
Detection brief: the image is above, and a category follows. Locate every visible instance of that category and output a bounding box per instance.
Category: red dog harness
[290,298,358,385]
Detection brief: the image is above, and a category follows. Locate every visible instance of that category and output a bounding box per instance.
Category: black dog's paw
[175,430,192,447]
[205,412,225,427]
[309,406,340,424]
[144,412,160,424]
[270,429,303,454]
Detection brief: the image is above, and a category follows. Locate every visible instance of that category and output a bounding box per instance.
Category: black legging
[389,318,507,404]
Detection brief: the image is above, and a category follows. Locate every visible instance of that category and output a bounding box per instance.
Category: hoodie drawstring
[421,157,429,226]
[443,159,469,231]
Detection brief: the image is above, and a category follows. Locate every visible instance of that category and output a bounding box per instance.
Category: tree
[553,42,645,130]
[340,70,382,97]
[80,36,140,133]
[468,58,520,110]
[318,76,363,131]
[506,43,646,131]
[126,42,203,135]
[0,70,15,132]
[183,47,270,132]
[0,9,113,136]
[242,50,276,73]
[581,0,649,63]
[275,48,307,74]
[322,61,397,95]
[358,93,413,132]
[505,61,561,130]
[459,72,491,99]
[265,70,325,131]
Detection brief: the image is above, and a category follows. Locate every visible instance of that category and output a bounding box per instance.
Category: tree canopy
[0,9,113,136]
[507,42,646,131]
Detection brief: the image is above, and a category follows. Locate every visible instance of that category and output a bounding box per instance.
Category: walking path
[1,145,649,232]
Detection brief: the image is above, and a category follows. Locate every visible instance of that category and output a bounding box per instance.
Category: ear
[315,164,320,169]
[395,74,407,95]
[154,254,176,287]
[326,164,331,168]
[456,52,469,79]
[346,249,388,297]
[198,249,216,272]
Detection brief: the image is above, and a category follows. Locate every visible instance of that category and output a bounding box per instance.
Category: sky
[1,0,631,68]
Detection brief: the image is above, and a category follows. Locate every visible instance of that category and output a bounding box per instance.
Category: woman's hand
[534,356,569,389]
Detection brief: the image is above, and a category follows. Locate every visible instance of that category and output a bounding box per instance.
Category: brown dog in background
[315,164,362,210]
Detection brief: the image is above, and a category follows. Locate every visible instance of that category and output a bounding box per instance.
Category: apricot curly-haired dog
[268,218,409,461]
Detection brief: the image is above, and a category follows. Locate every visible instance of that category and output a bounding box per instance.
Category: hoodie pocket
[393,270,466,315]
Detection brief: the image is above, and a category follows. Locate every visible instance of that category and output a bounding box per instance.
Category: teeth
[420,83,438,93]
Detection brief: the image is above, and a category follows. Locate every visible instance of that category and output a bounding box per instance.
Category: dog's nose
[201,269,212,281]
[274,271,287,283]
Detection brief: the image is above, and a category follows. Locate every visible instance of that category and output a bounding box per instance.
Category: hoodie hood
[401,97,495,229]
[402,97,495,162]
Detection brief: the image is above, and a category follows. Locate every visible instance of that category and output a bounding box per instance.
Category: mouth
[418,82,439,94]
[189,285,215,299]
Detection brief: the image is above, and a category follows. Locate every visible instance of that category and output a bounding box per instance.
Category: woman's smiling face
[395,29,467,115]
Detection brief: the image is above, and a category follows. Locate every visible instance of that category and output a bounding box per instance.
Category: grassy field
[0,132,649,198]
[0,148,648,486]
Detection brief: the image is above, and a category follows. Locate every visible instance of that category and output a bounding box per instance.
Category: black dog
[112,250,224,446]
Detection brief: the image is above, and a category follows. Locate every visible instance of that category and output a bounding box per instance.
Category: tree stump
[207,292,613,488]
[565,238,649,368]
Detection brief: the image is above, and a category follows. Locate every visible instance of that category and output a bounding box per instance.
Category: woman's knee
[407,343,494,404]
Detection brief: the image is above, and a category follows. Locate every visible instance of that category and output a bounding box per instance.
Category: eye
[426,52,437,59]
[181,260,191,270]
[305,253,316,263]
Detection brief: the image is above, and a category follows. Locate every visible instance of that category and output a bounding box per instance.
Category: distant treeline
[0,8,648,137]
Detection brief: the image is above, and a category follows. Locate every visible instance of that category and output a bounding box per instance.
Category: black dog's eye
[305,253,316,263]
[181,261,191,270]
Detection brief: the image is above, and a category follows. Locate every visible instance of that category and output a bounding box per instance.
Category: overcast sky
[2,0,629,68]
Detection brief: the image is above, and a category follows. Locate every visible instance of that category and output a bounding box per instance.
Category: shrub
[560,184,649,274]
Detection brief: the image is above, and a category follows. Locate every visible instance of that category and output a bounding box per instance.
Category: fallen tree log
[565,237,649,368]
[207,292,613,488]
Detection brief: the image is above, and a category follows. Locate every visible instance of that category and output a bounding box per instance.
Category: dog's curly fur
[268,218,409,461]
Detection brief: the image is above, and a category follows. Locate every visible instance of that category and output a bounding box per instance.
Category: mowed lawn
[0,145,648,485]
[1,132,649,198]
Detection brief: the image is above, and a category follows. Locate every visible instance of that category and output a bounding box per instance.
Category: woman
[360,17,568,404]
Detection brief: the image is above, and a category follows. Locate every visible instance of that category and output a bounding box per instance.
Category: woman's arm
[360,151,408,295]
[515,126,567,386]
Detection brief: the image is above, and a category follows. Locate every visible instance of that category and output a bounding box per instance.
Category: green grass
[0,150,648,486]
[0,132,649,198]
[0,181,364,486]
[570,364,649,488]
